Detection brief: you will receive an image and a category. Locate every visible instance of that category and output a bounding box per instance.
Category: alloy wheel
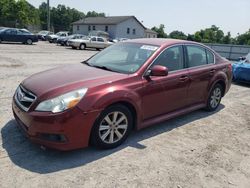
[26,39,32,45]
[98,111,128,144]
[210,87,222,108]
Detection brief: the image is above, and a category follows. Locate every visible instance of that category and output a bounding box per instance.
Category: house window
[93,25,96,30]
[133,29,136,35]
[105,26,108,32]
[77,25,80,31]
[127,28,130,34]
[88,25,91,31]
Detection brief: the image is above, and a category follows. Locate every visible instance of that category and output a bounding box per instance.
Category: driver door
[142,45,190,121]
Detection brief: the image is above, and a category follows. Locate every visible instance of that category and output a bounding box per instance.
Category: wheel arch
[88,100,138,146]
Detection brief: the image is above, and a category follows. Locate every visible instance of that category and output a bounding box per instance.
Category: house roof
[145,29,157,34]
[72,16,146,29]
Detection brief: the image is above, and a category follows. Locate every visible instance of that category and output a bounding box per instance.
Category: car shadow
[64,47,101,52]
[0,42,37,45]
[1,105,224,174]
[232,81,250,88]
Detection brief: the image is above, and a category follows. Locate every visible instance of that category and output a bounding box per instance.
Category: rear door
[185,45,216,105]
[89,37,97,48]
[3,29,17,42]
[142,45,190,120]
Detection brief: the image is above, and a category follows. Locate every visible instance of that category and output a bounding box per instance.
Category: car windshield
[86,43,159,74]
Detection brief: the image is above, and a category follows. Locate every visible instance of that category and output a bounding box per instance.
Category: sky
[27,0,249,37]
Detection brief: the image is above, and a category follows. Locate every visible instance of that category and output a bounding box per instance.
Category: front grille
[15,85,36,111]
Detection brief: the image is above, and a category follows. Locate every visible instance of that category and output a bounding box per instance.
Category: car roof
[125,38,202,47]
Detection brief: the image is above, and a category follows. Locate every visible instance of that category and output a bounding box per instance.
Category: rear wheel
[206,84,223,111]
[91,104,133,149]
[26,39,33,45]
[79,43,86,50]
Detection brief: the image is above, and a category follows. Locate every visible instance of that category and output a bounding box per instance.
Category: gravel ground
[0,42,250,188]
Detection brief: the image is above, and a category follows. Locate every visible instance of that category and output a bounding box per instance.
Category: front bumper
[12,100,101,151]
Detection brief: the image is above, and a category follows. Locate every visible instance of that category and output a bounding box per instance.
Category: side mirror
[146,65,168,77]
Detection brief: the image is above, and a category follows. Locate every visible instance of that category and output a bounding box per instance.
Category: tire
[91,104,133,149]
[79,43,86,50]
[71,46,77,49]
[206,84,223,111]
[26,39,33,45]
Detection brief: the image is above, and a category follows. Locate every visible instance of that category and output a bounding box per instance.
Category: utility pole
[47,0,50,31]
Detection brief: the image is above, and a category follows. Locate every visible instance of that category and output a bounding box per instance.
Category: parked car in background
[112,38,129,43]
[89,30,109,39]
[47,31,70,43]
[69,36,113,50]
[12,38,232,151]
[37,30,54,41]
[232,52,250,83]
[0,28,38,44]
[56,34,86,46]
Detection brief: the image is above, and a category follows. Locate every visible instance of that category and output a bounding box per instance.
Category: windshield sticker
[140,45,158,51]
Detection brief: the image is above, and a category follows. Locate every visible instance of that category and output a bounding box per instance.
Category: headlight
[35,88,88,113]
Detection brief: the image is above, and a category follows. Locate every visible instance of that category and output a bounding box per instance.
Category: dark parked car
[0,28,38,44]
[37,30,54,41]
[12,39,232,151]
[56,34,85,46]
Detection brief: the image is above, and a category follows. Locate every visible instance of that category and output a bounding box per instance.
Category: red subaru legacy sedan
[12,38,232,150]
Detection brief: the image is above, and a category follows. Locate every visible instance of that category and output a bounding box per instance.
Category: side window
[97,38,104,42]
[5,29,17,35]
[153,46,184,72]
[186,46,207,67]
[206,50,214,64]
[91,37,97,41]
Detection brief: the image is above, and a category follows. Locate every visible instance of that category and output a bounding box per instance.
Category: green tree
[86,11,105,17]
[223,32,232,44]
[236,29,250,45]
[169,30,187,40]
[151,24,167,38]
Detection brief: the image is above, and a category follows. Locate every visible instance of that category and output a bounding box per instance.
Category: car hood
[21,64,128,99]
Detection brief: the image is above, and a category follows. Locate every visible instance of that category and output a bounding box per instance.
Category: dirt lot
[0,42,250,188]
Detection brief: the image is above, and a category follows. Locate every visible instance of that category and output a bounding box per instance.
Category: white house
[72,16,157,39]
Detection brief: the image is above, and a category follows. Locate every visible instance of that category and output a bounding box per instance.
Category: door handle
[179,75,189,82]
[210,69,216,75]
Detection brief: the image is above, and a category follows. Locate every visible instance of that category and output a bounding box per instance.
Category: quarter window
[186,46,207,67]
[206,50,214,64]
[153,46,184,72]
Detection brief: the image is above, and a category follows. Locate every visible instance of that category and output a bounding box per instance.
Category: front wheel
[206,84,223,111]
[91,104,133,149]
